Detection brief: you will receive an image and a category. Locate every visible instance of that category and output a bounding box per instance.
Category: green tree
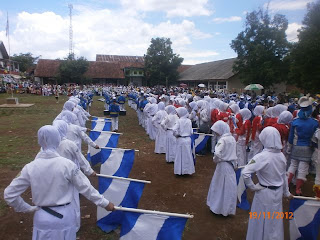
[57,54,89,84]
[288,0,320,93]
[230,9,290,88]
[144,37,183,86]
[11,52,40,72]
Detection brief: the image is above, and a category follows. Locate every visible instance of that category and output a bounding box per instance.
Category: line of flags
[87,119,189,239]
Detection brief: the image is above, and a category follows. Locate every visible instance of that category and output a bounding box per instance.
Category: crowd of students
[127,88,320,240]
[4,95,115,239]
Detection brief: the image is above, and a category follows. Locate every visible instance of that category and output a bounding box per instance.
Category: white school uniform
[66,124,97,150]
[4,151,108,240]
[161,107,179,162]
[207,133,237,216]
[152,103,168,154]
[242,127,291,240]
[173,108,195,175]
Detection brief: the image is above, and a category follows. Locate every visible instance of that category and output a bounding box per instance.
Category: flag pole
[96,173,150,184]
[114,206,194,219]
[293,196,320,201]
[100,146,139,152]
[90,119,112,122]
[195,132,216,137]
[6,11,13,98]
[89,130,123,135]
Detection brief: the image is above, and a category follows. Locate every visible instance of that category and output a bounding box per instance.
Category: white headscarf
[265,107,273,118]
[189,102,198,111]
[63,101,75,111]
[53,120,69,139]
[61,111,77,125]
[165,105,176,115]
[158,102,165,111]
[259,126,283,150]
[277,111,293,124]
[239,108,252,121]
[273,104,287,118]
[219,102,229,112]
[211,120,230,136]
[37,125,61,152]
[229,103,240,114]
[176,107,189,118]
[253,105,265,117]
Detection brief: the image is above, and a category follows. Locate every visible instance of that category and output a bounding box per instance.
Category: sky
[0,0,314,65]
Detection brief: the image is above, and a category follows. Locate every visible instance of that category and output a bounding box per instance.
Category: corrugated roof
[179,58,237,81]
[96,54,144,63]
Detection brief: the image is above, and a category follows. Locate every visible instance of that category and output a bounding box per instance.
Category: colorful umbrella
[244,84,264,90]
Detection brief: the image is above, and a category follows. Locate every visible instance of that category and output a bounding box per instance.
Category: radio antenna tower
[68,4,73,58]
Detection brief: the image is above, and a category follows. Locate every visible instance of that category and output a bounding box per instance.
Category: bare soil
[0,95,317,240]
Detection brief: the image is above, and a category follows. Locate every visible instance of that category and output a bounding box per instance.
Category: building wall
[228,75,245,93]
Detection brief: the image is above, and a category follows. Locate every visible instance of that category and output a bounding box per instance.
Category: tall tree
[57,54,89,84]
[230,9,290,88]
[144,37,183,86]
[288,0,320,93]
[11,52,40,72]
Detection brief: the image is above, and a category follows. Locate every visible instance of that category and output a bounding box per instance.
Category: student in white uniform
[147,98,158,140]
[250,105,265,159]
[153,102,168,154]
[161,105,179,163]
[4,125,114,240]
[242,127,293,240]
[59,111,99,151]
[173,107,195,175]
[53,120,96,231]
[207,121,237,216]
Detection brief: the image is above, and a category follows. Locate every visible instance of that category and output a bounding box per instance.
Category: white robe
[66,124,96,151]
[4,151,108,240]
[242,149,291,240]
[57,138,94,231]
[173,118,195,175]
[207,133,237,216]
[153,110,168,154]
[161,114,179,162]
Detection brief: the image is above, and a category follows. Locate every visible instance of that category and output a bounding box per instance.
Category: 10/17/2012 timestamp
[249,212,293,219]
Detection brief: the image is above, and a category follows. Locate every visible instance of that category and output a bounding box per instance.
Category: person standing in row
[4,126,114,240]
[242,127,292,240]
[173,107,195,175]
[109,98,120,132]
[153,102,168,154]
[207,121,237,216]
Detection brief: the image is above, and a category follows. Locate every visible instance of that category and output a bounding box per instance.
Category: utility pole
[68,4,73,58]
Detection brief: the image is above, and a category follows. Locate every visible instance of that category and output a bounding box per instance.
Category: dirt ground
[0,95,317,240]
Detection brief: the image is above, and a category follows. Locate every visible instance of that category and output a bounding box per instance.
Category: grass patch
[0,199,8,217]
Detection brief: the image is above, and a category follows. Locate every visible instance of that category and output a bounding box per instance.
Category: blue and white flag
[191,134,210,154]
[120,212,188,240]
[100,148,135,178]
[236,168,250,210]
[289,198,320,240]
[87,131,120,166]
[97,178,145,232]
[91,120,111,132]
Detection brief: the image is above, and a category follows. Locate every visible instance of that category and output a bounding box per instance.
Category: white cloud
[286,22,302,42]
[120,0,212,17]
[212,16,242,23]
[0,7,212,62]
[265,0,313,11]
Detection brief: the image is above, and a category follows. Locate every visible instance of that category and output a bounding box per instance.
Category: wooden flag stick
[90,130,123,135]
[195,132,215,137]
[293,196,320,201]
[237,165,246,169]
[90,119,111,122]
[96,174,151,184]
[100,147,139,152]
[114,206,194,219]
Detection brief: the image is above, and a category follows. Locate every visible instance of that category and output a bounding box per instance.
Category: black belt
[41,202,70,219]
[259,183,281,190]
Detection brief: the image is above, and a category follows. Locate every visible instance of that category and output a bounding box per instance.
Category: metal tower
[68,4,73,57]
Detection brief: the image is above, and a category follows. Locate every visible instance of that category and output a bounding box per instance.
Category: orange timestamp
[249,211,293,219]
